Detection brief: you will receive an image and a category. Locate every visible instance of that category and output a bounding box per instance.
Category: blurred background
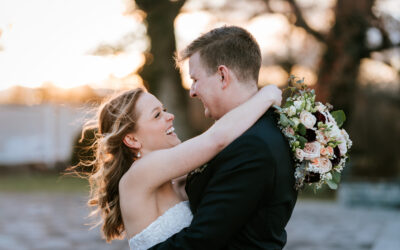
[0,0,399,249]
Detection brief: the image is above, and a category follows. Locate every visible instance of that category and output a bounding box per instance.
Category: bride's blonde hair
[75,88,144,242]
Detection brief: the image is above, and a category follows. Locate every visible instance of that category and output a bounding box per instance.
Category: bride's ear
[123,133,141,150]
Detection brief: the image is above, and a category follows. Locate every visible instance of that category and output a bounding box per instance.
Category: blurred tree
[257,0,400,179]
[261,0,400,116]
[135,0,194,140]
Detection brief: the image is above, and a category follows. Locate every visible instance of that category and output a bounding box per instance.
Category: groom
[150,26,297,249]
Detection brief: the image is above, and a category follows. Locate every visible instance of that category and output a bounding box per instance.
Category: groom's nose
[190,83,197,98]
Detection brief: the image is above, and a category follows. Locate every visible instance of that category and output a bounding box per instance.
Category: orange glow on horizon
[0,0,145,91]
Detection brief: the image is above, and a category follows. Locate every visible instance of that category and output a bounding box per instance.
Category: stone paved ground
[0,192,399,250]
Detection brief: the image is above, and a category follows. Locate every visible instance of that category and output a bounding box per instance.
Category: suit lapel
[186,163,214,213]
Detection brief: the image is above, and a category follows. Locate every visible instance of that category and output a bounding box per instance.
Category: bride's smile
[125,92,182,157]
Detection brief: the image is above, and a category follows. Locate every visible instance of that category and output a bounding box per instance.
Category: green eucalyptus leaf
[331,110,346,128]
[283,100,294,108]
[298,136,307,148]
[273,105,282,112]
[298,123,307,136]
[326,179,338,190]
[332,171,341,183]
[280,114,289,127]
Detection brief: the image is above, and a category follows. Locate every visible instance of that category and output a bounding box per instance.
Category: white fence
[0,104,92,167]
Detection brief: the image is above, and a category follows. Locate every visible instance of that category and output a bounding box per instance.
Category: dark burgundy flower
[305,172,320,183]
[305,129,316,142]
[330,146,341,166]
[313,111,326,123]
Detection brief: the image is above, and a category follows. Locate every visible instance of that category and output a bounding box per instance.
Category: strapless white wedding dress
[128,201,193,250]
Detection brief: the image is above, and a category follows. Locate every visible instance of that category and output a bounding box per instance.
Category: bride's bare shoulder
[119,159,153,193]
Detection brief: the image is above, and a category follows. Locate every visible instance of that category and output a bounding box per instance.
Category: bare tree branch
[259,0,326,43]
[286,0,326,43]
[367,41,400,53]
[368,15,400,53]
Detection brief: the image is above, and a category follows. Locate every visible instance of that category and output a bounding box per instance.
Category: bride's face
[134,93,181,153]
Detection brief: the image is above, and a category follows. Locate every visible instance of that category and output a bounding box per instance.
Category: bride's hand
[259,85,282,107]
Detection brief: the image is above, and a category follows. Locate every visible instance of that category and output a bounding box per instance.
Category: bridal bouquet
[274,76,352,190]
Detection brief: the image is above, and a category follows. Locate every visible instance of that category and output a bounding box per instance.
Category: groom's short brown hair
[177,26,262,83]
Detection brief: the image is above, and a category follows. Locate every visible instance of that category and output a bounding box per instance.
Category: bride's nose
[166,112,174,121]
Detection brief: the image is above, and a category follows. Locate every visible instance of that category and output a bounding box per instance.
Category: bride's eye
[155,108,167,118]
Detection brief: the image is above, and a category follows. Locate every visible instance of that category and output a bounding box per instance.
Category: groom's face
[189,52,223,119]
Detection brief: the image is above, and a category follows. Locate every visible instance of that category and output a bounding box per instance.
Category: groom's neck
[217,82,258,119]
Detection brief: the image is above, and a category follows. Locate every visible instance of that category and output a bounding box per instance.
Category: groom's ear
[123,133,141,150]
[217,65,230,89]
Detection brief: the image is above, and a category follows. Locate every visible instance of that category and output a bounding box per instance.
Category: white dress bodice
[128,201,193,250]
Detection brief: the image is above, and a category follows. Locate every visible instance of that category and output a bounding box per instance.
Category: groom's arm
[148,135,276,249]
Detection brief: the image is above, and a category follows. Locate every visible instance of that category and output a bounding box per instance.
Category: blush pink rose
[295,148,305,161]
[310,157,332,174]
[284,127,295,136]
[320,146,334,157]
[303,142,321,160]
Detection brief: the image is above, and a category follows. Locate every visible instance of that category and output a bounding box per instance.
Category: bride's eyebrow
[150,106,164,116]
[151,107,160,114]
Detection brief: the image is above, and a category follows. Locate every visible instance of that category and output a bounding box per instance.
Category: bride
[80,84,281,249]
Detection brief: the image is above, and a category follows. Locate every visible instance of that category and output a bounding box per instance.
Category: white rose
[341,129,352,148]
[315,102,326,112]
[294,100,303,110]
[316,130,328,144]
[338,141,347,155]
[295,148,305,161]
[341,129,349,141]
[303,141,321,160]
[300,111,317,129]
[327,125,342,140]
[287,106,296,116]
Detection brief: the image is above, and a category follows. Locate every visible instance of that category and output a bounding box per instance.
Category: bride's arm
[132,85,281,190]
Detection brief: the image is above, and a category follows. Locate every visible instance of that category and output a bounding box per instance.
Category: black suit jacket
[149,110,297,249]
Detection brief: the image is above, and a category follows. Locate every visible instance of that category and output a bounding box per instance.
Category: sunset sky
[0,0,146,90]
[0,0,399,91]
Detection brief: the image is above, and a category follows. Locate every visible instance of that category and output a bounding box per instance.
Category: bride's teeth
[166,127,175,135]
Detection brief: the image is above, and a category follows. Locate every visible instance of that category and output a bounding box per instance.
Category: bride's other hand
[259,85,282,107]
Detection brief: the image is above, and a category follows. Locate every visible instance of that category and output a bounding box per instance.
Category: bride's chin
[173,138,181,146]
[172,138,181,145]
